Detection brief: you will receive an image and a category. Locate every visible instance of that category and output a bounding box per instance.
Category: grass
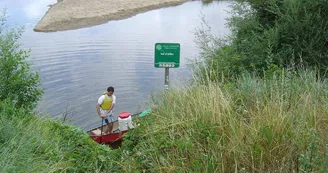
[0,101,112,173]
[1,69,328,172]
[114,69,328,172]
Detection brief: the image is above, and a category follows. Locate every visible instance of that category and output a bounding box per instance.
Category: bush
[195,0,328,81]
[235,0,328,70]
[0,11,43,109]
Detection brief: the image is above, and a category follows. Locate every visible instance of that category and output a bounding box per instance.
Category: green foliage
[3,69,328,172]
[108,69,328,172]
[0,101,113,173]
[0,11,43,109]
[298,128,320,173]
[234,0,328,70]
[195,0,328,81]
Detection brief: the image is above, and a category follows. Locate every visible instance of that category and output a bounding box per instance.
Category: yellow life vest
[101,94,113,110]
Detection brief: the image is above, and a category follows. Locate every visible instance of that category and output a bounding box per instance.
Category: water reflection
[0,0,231,130]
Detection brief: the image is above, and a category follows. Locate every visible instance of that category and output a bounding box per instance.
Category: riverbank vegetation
[0,11,43,109]
[107,0,328,172]
[195,0,328,81]
[1,0,328,172]
[111,69,328,172]
[0,101,113,172]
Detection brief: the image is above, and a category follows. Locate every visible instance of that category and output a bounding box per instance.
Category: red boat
[87,109,150,148]
[87,121,128,148]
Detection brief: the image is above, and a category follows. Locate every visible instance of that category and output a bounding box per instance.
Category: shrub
[0,11,43,109]
[195,0,328,81]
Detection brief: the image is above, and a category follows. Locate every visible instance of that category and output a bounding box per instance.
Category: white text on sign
[160,53,174,56]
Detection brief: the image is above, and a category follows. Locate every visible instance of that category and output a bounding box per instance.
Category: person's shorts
[104,114,113,124]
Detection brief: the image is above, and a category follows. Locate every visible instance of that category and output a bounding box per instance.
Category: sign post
[164,68,169,89]
[154,43,180,90]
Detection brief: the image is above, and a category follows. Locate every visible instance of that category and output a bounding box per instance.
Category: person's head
[107,86,114,96]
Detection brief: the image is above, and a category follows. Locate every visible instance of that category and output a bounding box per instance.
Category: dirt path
[34,0,187,32]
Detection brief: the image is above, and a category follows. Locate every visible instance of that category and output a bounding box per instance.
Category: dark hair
[107,86,114,92]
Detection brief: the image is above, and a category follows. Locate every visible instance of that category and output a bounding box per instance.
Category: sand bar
[34,0,187,32]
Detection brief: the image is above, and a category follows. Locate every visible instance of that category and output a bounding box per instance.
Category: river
[0,0,231,130]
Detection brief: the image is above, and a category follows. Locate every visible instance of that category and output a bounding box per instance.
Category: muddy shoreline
[34,0,188,32]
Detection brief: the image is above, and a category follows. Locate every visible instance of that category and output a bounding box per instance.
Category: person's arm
[106,95,116,114]
[107,104,115,114]
[96,96,106,118]
[96,103,103,118]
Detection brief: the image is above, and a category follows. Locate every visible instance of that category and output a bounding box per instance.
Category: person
[96,86,116,134]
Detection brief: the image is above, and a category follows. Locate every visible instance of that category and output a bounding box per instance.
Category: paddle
[100,118,104,143]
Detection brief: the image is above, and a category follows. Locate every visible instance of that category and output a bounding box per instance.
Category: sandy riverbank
[33,0,188,32]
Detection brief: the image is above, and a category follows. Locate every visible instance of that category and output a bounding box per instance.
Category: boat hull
[87,120,130,148]
[87,109,150,147]
[90,130,128,144]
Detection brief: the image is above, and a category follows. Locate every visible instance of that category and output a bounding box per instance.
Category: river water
[0,0,231,130]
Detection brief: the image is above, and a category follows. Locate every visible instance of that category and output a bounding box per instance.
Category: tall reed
[118,69,328,172]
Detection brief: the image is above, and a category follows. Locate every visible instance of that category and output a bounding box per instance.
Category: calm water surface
[0,0,231,130]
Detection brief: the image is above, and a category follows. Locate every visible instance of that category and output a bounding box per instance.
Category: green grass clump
[115,69,328,172]
[0,101,113,173]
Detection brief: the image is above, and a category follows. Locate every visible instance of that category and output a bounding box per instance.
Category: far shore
[34,0,188,32]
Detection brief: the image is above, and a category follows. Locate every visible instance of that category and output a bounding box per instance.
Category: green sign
[154,43,180,68]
